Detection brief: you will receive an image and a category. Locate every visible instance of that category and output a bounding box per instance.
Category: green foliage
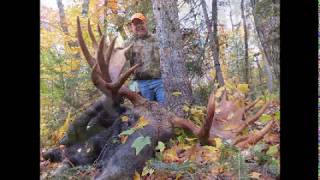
[266,145,278,157]
[259,114,272,123]
[218,142,240,164]
[131,136,151,155]
[230,152,250,180]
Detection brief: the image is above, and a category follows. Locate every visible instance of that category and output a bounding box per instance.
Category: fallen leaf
[274,111,280,121]
[249,172,262,179]
[259,114,272,123]
[120,135,128,144]
[163,147,180,162]
[131,136,151,155]
[142,166,154,176]
[215,86,225,98]
[183,105,190,112]
[121,115,129,122]
[237,84,249,94]
[214,138,222,148]
[155,141,165,152]
[172,91,182,96]
[134,171,141,180]
[185,137,197,142]
[133,116,150,130]
[119,129,135,136]
[266,145,278,156]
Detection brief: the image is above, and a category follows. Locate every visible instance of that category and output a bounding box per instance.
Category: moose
[42,17,274,180]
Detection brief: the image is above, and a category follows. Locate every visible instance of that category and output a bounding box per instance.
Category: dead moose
[42,17,274,180]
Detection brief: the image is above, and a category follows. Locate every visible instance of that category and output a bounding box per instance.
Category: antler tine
[231,135,249,145]
[235,120,275,148]
[91,63,112,96]
[77,16,96,68]
[245,98,260,112]
[113,63,141,91]
[97,35,112,83]
[234,102,270,134]
[97,23,103,37]
[88,19,98,50]
[198,91,215,144]
[170,117,201,136]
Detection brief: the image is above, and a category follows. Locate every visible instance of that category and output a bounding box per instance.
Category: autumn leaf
[119,128,135,144]
[266,145,278,156]
[182,105,190,112]
[249,172,262,179]
[175,173,183,180]
[119,129,135,136]
[215,86,225,98]
[120,135,128,144]
[203,145,219,153]
[208,70,216,80]
[155,141,165,152]
[142,166,154,176]
[213,138,222,148]
[133,116,150,130]
[54,111,73,143]
[133,171,140,180]
[259,114,272,123]
[131,136,151,155]
[237,83,249,94]
[172,91,182,96]
[274,111,280,121]
[163,147,179,162]
[225,82,235,90]
[210,166,225,174]
[121,115,129,122]
[185,137,197,142]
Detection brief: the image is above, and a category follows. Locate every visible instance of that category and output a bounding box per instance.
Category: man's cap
[131,13,146,22]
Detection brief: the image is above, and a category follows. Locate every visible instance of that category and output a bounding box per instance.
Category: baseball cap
[130,13,146,22]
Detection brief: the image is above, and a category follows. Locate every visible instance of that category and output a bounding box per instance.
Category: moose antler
[77,17,273,150]
[77,17,142,101]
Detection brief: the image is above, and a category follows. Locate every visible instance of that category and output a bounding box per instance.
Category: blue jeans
[137,79,165,105]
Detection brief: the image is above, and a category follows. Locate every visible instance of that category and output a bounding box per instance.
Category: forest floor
[40,102,280,180]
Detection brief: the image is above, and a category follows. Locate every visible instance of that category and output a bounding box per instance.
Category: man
[124,13,165,105]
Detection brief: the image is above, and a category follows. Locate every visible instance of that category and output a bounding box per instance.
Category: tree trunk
[241,0,250,84]
[151,0,193,117]
[250,0,279,85]
[201,0,225,86]
[82,0,90,17]
[263,55,273,93]
[227,0,235,31]
[254,55,269,95]
[56,0,82,108]
[57,0,69,35]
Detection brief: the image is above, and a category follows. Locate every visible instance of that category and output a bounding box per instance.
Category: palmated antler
[77,17,143,103]
[171,90,273,149]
